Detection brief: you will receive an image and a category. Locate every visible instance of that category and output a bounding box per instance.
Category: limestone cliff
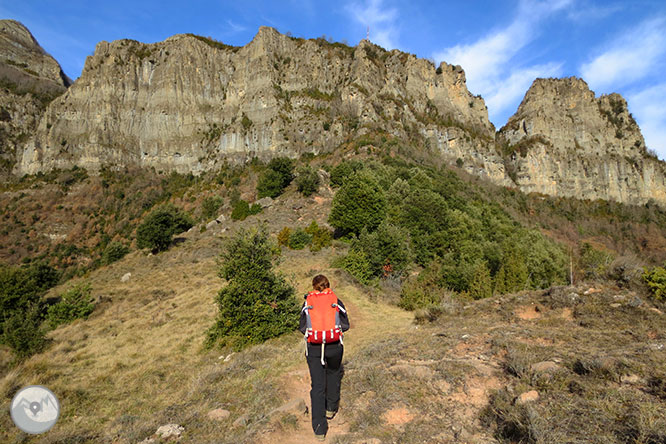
[0,19,70,177]
[16,27,507,184]
[498,77,666,205]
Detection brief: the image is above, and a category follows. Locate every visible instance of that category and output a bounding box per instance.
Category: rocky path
[256,274,415,444]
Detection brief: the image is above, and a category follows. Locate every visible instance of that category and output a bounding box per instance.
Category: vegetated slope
[2,146,666,293]
[0,193,664,444]
[0,20,70,178]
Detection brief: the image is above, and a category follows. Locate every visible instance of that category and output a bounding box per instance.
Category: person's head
[312,274,330,292]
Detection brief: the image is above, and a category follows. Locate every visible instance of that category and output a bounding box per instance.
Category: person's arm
[337,298,350,331]
[298,299,307,334]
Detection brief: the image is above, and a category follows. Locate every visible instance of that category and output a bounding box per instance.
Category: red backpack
[303,288,346,365]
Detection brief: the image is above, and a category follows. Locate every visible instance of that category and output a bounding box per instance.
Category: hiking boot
[315,433,326,441]
[326,410,337,420]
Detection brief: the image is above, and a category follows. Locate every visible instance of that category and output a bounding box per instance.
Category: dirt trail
[256,271,414,444]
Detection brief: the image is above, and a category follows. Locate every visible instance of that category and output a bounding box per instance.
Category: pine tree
[206,225,299,350]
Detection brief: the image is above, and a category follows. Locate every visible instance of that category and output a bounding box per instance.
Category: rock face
[7,25,666,206]
[498,77,666,205]
[16,27,507,185]
[0,19,70,177]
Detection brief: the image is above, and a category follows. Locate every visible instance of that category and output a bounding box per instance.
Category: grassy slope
[1,186,664,444]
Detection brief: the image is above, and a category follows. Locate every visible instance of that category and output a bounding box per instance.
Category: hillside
[1,186,665,443]
[1,20,666,444]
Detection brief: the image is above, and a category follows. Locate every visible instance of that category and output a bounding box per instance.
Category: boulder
[207,408,231,421]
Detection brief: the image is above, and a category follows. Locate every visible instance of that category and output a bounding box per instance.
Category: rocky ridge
[498,77,666,205]
[16,27,506,183]
[0,19,70,177]
[4,25,666,206]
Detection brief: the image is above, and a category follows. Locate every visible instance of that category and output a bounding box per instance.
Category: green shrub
[494,245,529,294]
[257,170,285,198]
[329,171,387,236]
[468,262,492,300]
[579,242,614,279]
[643,265,666,301]
[355,222,412,278]
[206,226,299,350]
[336,248,374,285]
[0,263,59,337]
[102,241,129,265]
[257,157,295,198]
[201,195,224,220]
[330,160,363,187]
[277,227,291,247]
[305,221,332,252]
[136,204,194,252]
[2,303,46,359]
[399,262,444,310]
[295,166,320,196]
[288,228,312,250]
[46,283,95,328]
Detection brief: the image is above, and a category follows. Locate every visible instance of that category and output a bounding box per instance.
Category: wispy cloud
[433,0,572,123]
[580,17,666,92]
[628,83,666,159]
[566,1,622,22]
[225,19,247,34]
[345,0,399,49]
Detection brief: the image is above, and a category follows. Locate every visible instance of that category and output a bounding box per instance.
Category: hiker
[300,274,350,441]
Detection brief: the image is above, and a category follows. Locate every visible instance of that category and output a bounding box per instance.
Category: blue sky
[2,0,665,158]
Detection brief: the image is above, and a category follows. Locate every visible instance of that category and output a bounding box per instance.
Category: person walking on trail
[300,274,350,441]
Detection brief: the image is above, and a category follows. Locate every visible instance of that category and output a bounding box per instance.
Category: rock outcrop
[498,77,666,205]
[16,27,507,185]
[7,25,666,206]
[0,19,70,177]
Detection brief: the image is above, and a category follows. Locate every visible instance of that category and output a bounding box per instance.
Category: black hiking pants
[306,341,343,436]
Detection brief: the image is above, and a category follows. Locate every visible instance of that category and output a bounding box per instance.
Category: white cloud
[225,19,246,34]
[433,0,572,124]
[345,0,399,49]
[485,62,563,115]
[580,18,666,91]
[628,83,666,159]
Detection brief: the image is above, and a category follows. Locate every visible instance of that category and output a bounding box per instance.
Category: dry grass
[2,192,665,443]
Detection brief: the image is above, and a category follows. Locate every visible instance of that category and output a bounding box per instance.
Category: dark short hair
[312,274,330,291]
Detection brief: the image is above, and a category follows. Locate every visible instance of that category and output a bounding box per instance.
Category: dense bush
[257,170,285,199]
[230,199,262,221]
[277,227,291,247]
[295,166,320,197]
[335,249,375,285]
[288,228,312,250]
[102,241,129,265]
[354,223,412,278]
[329,171,387,236]
[257,157,295,198]
[305,221,332,252]
[0,263,59,358]
[46,283,95,328]
[643,264,666,301]
[579,242,614,279]
[136,204,193,252]
[330,160,363,187]
[2,303,47,359]
[201,195,224,220]
[328,157,568,298]
[206,226,300,350]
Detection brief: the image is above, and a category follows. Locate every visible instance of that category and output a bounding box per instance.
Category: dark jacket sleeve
[298,298,307,334]
[338,298,350,332]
